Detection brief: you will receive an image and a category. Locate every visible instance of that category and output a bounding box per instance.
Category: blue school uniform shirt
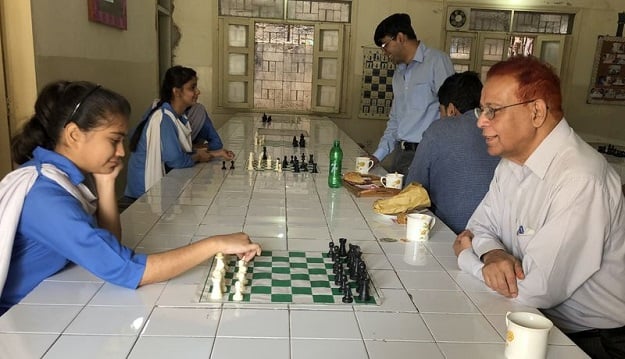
[125,102,196,198]
[0,147,147,315]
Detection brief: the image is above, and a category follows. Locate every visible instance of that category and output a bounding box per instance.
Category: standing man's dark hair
[374,13,417,46]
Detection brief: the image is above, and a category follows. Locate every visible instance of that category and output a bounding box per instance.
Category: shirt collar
[398,41,426,71]
[524,118,571,180]
[31,146,85,185]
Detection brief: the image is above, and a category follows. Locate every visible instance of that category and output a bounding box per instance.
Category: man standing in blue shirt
[405,72,499,234]
[370,13,454,174]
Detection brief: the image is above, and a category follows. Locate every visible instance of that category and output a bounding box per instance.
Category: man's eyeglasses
[474,99,537,121]
[380,36,395,50]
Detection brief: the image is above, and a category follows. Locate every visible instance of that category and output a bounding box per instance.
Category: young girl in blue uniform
[0,81,261,315]
[124,66,232,199]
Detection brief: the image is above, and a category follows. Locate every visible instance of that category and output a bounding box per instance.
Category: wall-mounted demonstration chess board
[359,47,395,119]
[198,249,383,305]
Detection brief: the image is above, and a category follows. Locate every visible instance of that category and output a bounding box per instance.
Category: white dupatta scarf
[0,164,97,297]
[144,107,193,193]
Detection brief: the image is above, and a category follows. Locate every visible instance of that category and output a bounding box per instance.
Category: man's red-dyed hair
[487,56,563,119]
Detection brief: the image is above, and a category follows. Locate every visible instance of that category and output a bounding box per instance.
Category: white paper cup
[355,156,374,174]
[505,311,553,359]
[380,172,404,189]
[403,241,428,266]
[406,213,436,241]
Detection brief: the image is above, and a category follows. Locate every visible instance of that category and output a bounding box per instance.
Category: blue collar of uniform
[31,146,85,186]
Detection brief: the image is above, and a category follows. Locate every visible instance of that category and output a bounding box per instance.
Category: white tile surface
[290,310,361,339]
[19,281,102,305]
[217,308,289,338]
[365,341,445,359]
[142,307,220,336]
[291,339,368,359]
[421,313,502,343]
[212,337,290,359]
[64,306,151,335]
[397,271,459,290]
[356,311,433,341]
[128,336,214,359]
[0,333,58,358]
[43,335,136,359]
[0,305,82,333]
[88,283,165,307]
[408,289,480,314]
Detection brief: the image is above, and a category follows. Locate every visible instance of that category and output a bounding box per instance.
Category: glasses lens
[474,107,482,118]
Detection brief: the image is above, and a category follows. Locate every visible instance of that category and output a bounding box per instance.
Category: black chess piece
[267,115,272,123]
[229,160,235,170]
[357,276,371,301]
[262,113,268,122]
[338,238,348,257]
[299,133,306,148]
[342,282,353,303]
[292,136,299,147]
[221,161,227,170]
[334,264,344,285]
[293,161,300,173]
[328,241,335,257]
[301,161,308,172]
[301,153,306,164]
[311,163,319,173]
[309,154,314,164]
[332,260,341,275]
[262,146,267,161]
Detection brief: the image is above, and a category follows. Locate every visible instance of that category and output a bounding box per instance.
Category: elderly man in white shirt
[454,55,625,359]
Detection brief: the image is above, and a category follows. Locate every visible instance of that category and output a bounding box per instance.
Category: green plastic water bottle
[328,140,343,188]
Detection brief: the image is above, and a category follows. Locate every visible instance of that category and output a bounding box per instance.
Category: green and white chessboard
[198,250,382,305]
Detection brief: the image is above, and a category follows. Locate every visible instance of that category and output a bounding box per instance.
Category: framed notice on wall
[587,36,625,105]
[88,0,127,30]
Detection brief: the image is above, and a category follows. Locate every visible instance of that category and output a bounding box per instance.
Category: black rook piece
[338,237,348,257]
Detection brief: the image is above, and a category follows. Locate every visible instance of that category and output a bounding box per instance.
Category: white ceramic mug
[505,311,553,359]
[380,172,404,189]
[406,213,436,241]
[355,156,375,174]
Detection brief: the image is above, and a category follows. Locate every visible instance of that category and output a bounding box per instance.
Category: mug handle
[367,160,374,170]
[429,217,436,229]
[505,311,511,326]
[380,177,387,187]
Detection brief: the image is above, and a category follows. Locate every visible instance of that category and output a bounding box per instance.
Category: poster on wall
[88,0,127,30]
[359,47,395,119]
[587,36,625,105]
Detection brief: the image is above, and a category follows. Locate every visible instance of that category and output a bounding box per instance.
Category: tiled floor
[0,115,589,358]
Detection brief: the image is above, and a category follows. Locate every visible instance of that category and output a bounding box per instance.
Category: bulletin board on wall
[587,36,625,105]
[359,47,395,119]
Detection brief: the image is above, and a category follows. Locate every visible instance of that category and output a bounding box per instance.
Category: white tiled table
[0,115,589,358]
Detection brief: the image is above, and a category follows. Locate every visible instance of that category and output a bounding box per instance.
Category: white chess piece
[257,153,263,169]
[210,272,223,300]
[247,152,254,171]
[275,159,281,172]
[232,281,244,301]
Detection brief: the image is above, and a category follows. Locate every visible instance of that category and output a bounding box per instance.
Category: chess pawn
[277,162,282,173]
[266,155,272,168]
[232,281,244,301]
[257,153,263,168]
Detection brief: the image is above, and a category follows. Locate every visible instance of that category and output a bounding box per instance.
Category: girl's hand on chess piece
[210,148,235,160]
[216,232,262,262]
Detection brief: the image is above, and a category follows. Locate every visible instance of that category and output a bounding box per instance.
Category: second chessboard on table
[198,250,382,305]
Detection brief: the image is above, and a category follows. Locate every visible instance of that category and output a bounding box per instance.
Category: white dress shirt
[460,119,625,333]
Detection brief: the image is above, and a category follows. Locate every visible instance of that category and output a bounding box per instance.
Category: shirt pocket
[408,83,434,111]
[515,228,536,256]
